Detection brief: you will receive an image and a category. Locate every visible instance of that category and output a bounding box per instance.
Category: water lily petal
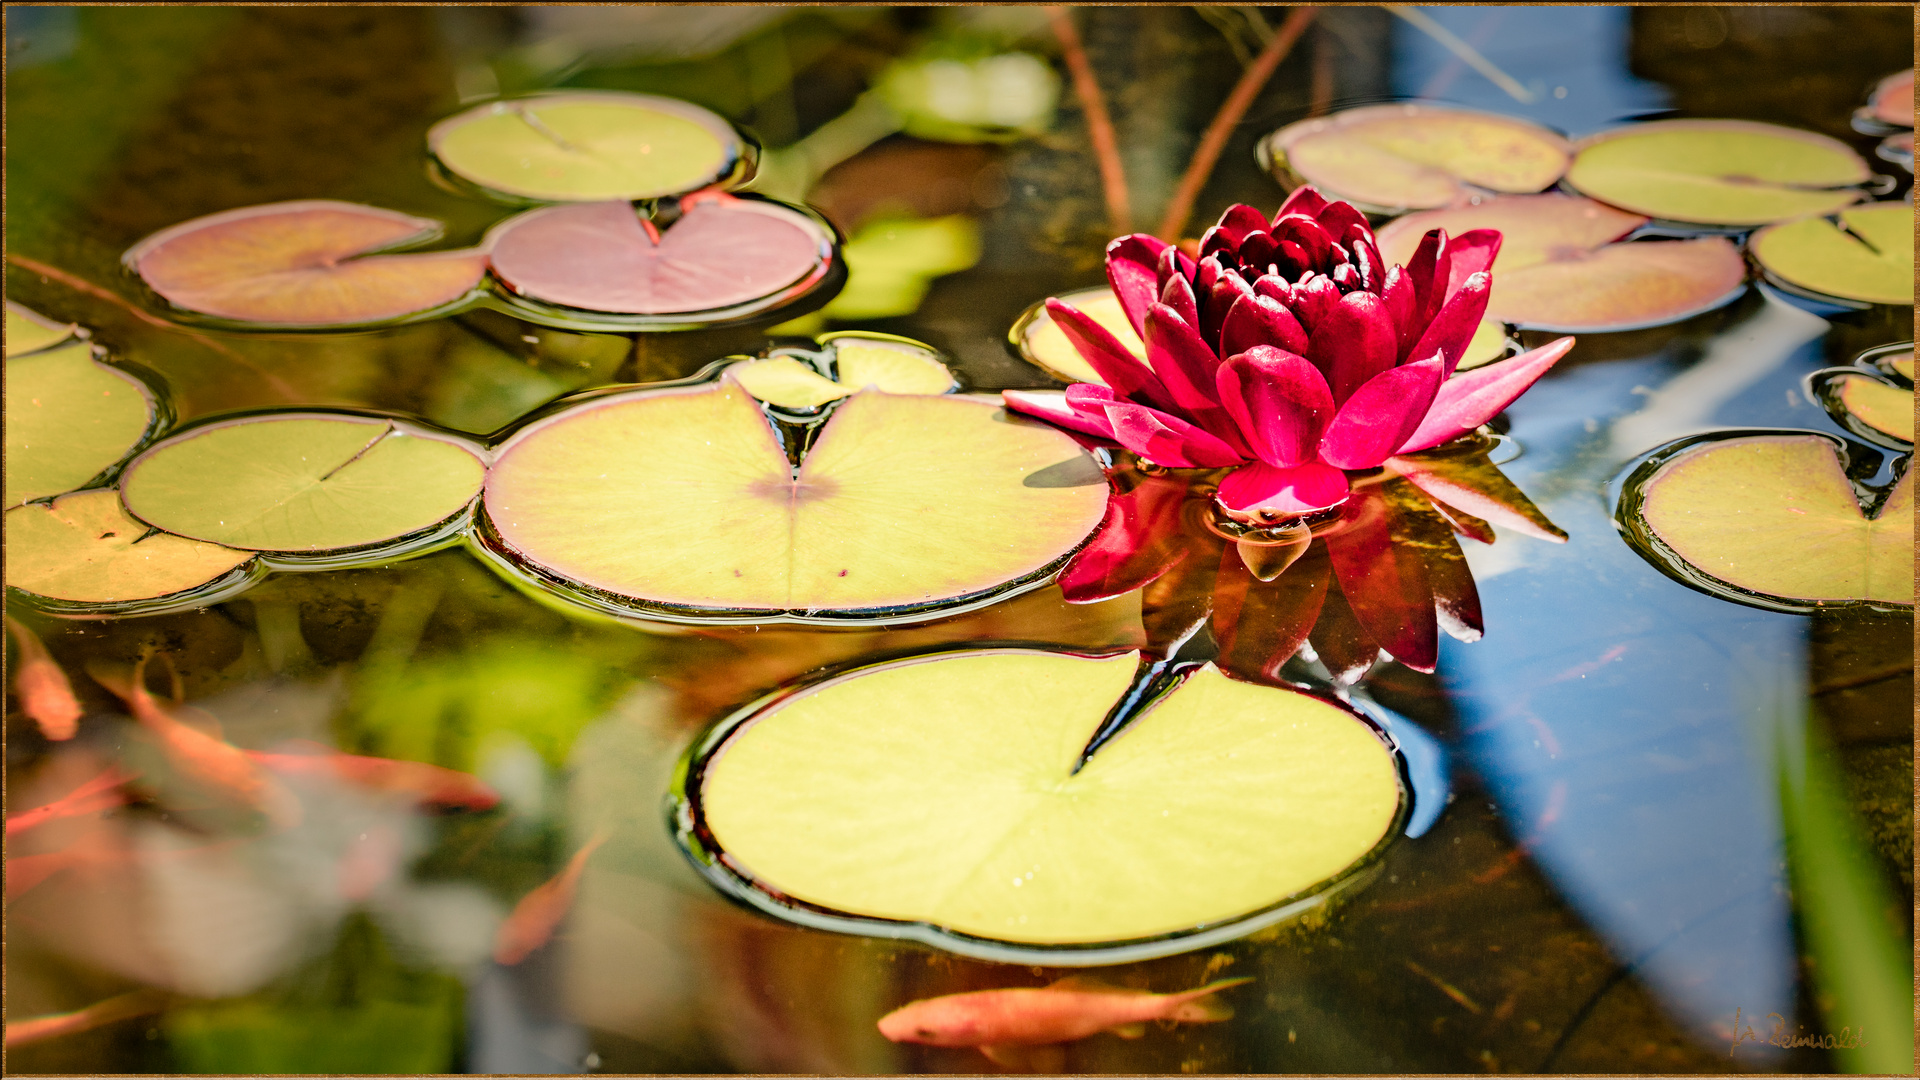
[1160,273,1200,328]
[1216,346,1335,467]
[1106,234,1172,338]
[1045,297,1176,410]
[1389,452,1569,542]
[1216,204,1272,247]
[1320,357,1444,469]
[1253,273,1295,306]
[1271,215,1333,269]
[1323,483,1438,673]
[1293,274,1341,331]
[1144,303,1240,433]
[1405,227,1448,351]
[1220,292,1311,357]
[1154,244,1195,293]
[1442,228,1502,301]
[1315,200,1371,247]
[1103,401,1245,468]
[1381,265,1416,355]
[1215,460,1351,520]
[1202,271,1252,348]
[1407,271,1492,376]
[1276,186,1331,220]
[1395,336,1576,454]
[1057,472,1193,602]
[1003,389,1118,441]
[1308,291,1400,405]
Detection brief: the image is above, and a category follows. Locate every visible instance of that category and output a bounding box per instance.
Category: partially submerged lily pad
[1261,104,1571,215]
[127,201,489,327]
[1565,120,1868,226]
[428,92,747,203]
[486,194,833,321]
[480,379,1107,623]
[1375,195,1746,332]
[120,414,487,554]
[6,342,162,508]
[676,649,1402,961]
[5,489,254,607]
[730,335,957,410]
[1622,433,1912,610]
[1749,203,1914,307]
[1809,350,1914,447]
[5,301,75,357]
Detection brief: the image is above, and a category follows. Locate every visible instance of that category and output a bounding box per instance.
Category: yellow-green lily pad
[1809,364,1914,448]
[1566,120,1868,226]
[5,301,75,357]
[5,489,254,606]
[1836,377,1913,441]
[6,342,161,508]
[1750,203,1915,307]
[428,92,744,203]
[120,415,487,553]
[1630,434,1912,609]
[730,335,958,410]
[1011,287,1144,385]
[481,379,1107,623]
[1456,318,1512,371]
[679,650,1402,958]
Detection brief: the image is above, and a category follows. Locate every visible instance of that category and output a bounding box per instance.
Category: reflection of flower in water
[1062,436,1565,683]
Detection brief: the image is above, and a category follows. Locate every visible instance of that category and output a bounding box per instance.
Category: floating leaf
[1834,376,1913,442]
[1625,434,1911,609]
[120,415,486,553]
[678,650,1402,958]
[5,342,160,508]
[5,489,253,605]
[1261,104,1570,215]
[486,194,831,317]
[730,335,957,410]
[1809,361,1914,448]
[1456,318,1511,371]
[427,91,745,202]
[1565,120,1868,226]
[1749,203,1914,307]
[1011,287,1144,385]
[1877,131,1913,174]
[481,380,1107,623]
[127,201,488,327]
[1376,195,1746,332]
[1863,69,1915,129]
[4,300,74,357]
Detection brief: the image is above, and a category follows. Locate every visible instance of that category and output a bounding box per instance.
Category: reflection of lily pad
[486,195,831,317]
[427,92,745,203]
[1626,434,1911,610]
[127,201,488,327]
[1750,203,1914,307]
[730,336,957,410]
[1376,195,1746,332]
[1566,120,1867,226]
[4,301,74,357]
[121,415,486,553]
[679,650,1402,960]
[1262,104,1570,214]
[481,380,1107,623]
[5,490,253,606]
[6,343,161,508]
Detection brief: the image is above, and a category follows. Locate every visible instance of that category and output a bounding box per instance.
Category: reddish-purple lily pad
[1864,69,1915,129]
[1376,195,1746,333]
[127,201,488,327]
[486,193,831,316]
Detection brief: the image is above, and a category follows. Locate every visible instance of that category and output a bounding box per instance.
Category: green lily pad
[729,335,958,410]
[120,414,487,554]
[5,489,254,606]
[428,92,745,203]
[877,53,1060,144]
[5,342,161,508]
[1750,203,1915,307]
[1566,120,1868,226]
[676,650,1402,960]
[1262,104,1571,215]
[1376,195,1747,332]
[481,378,1107,623]
[4,301,75,357]
[1625,433,1912,610]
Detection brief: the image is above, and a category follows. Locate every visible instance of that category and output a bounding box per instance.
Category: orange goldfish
[6,615,83,740]
[247,740,499,811]
[88,657,301,829]
[5,988,170,1047]
[878,975,1252,1069]
[6,766,132,837]
[492,829,609,966]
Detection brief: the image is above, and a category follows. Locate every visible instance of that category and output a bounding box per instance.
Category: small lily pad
[127,201,489,327]
[427,91,746,203]
[1376,195,1746,332]
[1261,104,1571,215]
[1565,120,1868,226]
[1863,69,1915,130]
[6,342,161,508]
[1011,287,1143,385]
[4,301,75,357]
[5,489,254,606]
[676,650,1402,960]
[1624,433,1911,610]
[730,335,958,410]
[481,378,1107,623]
[1749,203,1914,307]
[486,194,832,319]
[120,414,487,554]
[1809,359,1914,448]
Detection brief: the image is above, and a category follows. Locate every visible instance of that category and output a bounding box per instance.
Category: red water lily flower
[1005,186,1576,522]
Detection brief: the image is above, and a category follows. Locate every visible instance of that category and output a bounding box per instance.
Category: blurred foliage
[776,214,983,334]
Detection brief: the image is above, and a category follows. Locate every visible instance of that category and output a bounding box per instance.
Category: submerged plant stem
[1047,6,1131,235]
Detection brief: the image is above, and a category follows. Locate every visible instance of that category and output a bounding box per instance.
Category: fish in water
[6,615,83,741]
[247,739,499,812]
[878,975,1252,1069]
[6,765,133,837]
[493,828,610,966]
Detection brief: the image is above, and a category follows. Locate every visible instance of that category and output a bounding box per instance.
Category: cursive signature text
[1728,1008,1866,1055]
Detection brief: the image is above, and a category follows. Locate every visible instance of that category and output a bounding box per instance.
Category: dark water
[4,6,1912,1074]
